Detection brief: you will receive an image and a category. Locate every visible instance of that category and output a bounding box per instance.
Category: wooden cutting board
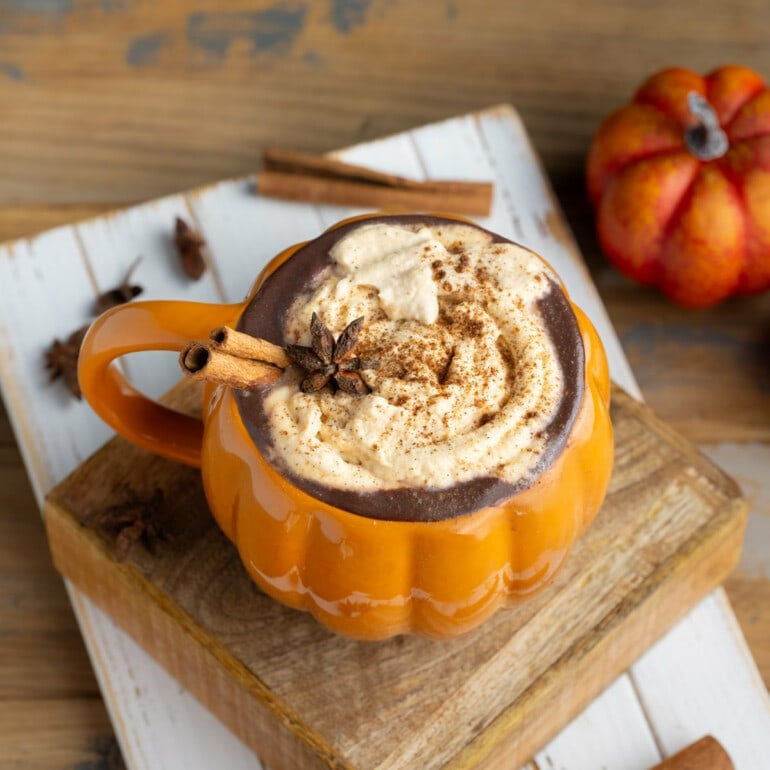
[44,381,746,770]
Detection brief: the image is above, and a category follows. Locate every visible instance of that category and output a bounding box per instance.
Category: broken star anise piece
[285,313,377,395]
[174,216,208,280]
[93,256,144,315]
[44,323,90,399]
[86,487,168,561]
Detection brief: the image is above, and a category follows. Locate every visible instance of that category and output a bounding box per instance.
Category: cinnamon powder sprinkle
[261,223,565,494]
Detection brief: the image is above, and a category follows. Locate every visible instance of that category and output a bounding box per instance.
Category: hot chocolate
[236,214,584,522]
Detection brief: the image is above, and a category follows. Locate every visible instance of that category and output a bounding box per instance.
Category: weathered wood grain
[1,0,769,205]
[43,384,747,770]
[601,285,770,444]
[0,698,123,770]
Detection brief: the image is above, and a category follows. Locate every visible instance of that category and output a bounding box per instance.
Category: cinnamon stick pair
[258,147,494,216]
[180,327,287,390]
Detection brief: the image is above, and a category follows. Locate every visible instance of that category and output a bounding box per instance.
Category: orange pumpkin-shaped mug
[78,213,613,640]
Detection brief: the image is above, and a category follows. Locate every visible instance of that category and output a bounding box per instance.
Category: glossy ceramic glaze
[79,214,613,640]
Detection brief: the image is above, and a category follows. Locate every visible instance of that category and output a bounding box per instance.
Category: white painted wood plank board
[0,106,768,770]
[0,226,114,498]
[410,116,498,184]
[327,131,425,178]
[74,194,224,400]
[409,112,517,238]
[315,201,373,230]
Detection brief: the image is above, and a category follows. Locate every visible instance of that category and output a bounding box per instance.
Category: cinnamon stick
[259,148,493,216]
[210,326,290,369]
[650,736,733,770]
[179,343,281,390]
[263,147,490,193]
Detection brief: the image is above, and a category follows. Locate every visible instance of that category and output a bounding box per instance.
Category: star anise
[285,313,377,395]
[46,258,145,400]
[86,487,169,561]
[44,323,90,399]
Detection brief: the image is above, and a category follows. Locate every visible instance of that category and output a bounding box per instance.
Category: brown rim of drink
[236,214,585,523]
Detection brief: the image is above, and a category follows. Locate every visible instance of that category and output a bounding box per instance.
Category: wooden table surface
[1,1,769,767]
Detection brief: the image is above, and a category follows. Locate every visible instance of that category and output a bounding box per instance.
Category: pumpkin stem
[684,92,728,161]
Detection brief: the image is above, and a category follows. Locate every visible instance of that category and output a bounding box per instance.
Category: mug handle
[78,300,243,468]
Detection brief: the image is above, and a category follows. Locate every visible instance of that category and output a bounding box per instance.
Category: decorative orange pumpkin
[587,65,770,307]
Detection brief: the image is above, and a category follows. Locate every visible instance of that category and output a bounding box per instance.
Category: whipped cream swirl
[261,222,567,493]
